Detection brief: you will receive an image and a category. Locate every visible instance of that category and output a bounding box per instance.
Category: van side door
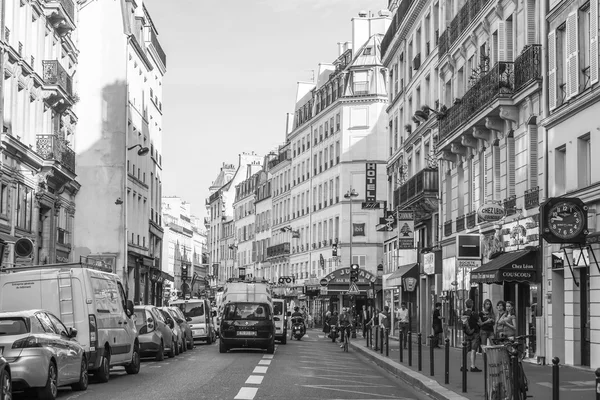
[115,280,136,363]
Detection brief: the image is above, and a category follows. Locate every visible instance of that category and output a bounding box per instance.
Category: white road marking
[252,366,268,374]
[245,375,264,384]
[263,354,274,359]
[234,387,258,399]
[258,359,271,365]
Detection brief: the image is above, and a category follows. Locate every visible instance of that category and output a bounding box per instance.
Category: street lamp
[127,144,150,156]
[344,188,358,314]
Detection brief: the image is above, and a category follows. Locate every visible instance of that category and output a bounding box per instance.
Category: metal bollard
[429,335,434,376]
[552,357,560,400]
[595,368,600,400]
[462,340,468,393]
[512,353,519,400]
[483,352,488,400]
[408,331,413,366]
[385,329,389,357]
[444,338,449,384]
[374,326,379,351]
[380,327,384,355]
[417,333,422,371]
[399,333,403,363]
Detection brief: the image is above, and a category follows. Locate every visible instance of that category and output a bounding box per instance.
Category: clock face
[546,201,586,239]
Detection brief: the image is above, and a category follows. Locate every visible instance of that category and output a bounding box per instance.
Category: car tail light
[12,336,45,349]
[89,314,98,350]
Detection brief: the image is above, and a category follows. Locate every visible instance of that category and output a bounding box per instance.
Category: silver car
[0,310,88,399]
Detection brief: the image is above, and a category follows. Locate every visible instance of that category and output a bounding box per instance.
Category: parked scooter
[291,316,305,340]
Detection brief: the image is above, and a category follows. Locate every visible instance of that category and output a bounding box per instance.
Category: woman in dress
[495,300,507,340]
[478,299,495,348]
[501,301,517,340]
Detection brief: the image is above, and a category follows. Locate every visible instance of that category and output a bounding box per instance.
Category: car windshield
[0,317,30,335]
[224,303,270,320]
[177,302,205,318]
[273,302,284,316]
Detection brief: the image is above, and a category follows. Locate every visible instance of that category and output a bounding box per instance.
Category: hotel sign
[365,163,377,202]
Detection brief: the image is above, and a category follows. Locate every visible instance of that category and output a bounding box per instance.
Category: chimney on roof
[352,11,370,53]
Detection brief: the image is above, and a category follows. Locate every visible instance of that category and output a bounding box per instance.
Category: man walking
[396,302,409,348]
[461,298,482,372]
[361,305,369,337]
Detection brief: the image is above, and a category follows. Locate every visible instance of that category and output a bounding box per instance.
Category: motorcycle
[291,316,305,340]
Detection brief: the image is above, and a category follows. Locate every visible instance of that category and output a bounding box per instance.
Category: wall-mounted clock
[540,197,588,244]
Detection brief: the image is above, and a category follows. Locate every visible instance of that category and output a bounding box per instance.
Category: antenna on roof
[305,70,315,82]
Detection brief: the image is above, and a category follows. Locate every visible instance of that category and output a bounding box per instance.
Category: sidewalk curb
[350,342,468,400]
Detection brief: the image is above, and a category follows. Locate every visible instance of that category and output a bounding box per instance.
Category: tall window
[16,183,32,231]
[577,134,591,188]
[555,145,566,194]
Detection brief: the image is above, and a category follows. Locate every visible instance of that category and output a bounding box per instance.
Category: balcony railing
[524,186,540,210]
[444,221,453,237]
[381,0,417,57]
[150,29,167,68]
[42,60,73,97]
[266,242,290,258]
[36,134,76,173]
[438,0,492,56]
[353,82,369,95]
[439,62,514,140]
[503,195,517,216]
[456,215,465,232]
[58,0,75,22]
[466,212,477,229]
[394,168,439,208]
[514,45,542,91]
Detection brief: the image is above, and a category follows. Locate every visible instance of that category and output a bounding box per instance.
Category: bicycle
[487,334,532,400]
[339,325,351,352]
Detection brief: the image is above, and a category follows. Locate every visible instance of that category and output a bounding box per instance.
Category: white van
[273,299,287,344]
[0,263,140,382]
[171,298,216,344]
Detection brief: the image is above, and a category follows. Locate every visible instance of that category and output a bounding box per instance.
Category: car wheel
[155,341,165,361]
[266,339,275,354]
[1,367,11,400]
[169,340,176,358]
[95,349,110,383]
[71,357,89,391]
[174,339,180,356]
[125,343,141,375]
[180,339,186,353]
[37,361,58,400]
[219,339,228,353]
[206,333,213,345]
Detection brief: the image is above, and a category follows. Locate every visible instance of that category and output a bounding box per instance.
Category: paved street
[13,330,430,400]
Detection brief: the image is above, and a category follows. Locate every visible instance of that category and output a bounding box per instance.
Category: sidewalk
[340,330,597,400]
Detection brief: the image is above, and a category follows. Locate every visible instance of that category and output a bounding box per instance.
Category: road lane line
[258,359,271,365]
[252,366,268,374]
[263,354,274,359]
[234,387,258,399]
[245,375,264,384]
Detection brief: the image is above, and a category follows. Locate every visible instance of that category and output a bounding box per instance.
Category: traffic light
[181,264,188,281]
[350,263,359,282]
[332,243,338,257]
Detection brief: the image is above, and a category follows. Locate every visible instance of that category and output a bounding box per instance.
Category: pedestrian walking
[396,302,409,348]
[461,298,482,372]
[361,305,369,338]
[432,302,444,348]
[478,299,495,348]
[379,306,391,335]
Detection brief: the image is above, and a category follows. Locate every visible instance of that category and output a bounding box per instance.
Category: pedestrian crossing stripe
[347,282,360,294]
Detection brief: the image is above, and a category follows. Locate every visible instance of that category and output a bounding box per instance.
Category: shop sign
[365,163,377,202]
[353,223,366,236]
[423,252,435,275]
[403,277,417,292]
[501,217,540,252]
[323,267,377,285]
[397,209,415,249]
[457,234,481,259]
[477,202,506,222]
[457,259,481,289]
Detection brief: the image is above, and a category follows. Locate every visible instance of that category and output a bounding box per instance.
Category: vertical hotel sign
[365,163,377,201]
[397,209,415,249]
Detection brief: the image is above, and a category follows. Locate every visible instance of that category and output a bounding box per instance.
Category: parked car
[0,355,11,400]
[158,308,183,355]
[133,306,177,360]
[0,264,140,382]
[168,306,193,350]
[0,310,88,399]
[171,299,216,344]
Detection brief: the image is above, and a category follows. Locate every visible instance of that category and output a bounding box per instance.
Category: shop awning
[471,250,537,284]
[386,263,419,287]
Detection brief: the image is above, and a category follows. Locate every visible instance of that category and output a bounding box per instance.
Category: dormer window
[364,47,372,55]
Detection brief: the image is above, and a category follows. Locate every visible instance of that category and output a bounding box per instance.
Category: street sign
[347,281,360,295]
[319,278,328,287]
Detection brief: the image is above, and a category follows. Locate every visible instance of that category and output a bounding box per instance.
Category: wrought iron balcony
[42,60,73,97]
[438,0,492,56]
[393,168,439,211]
[438,61,514,140]
[514,45,542,92]
[524,186,540,210]
[381,0,417,57]
[266,242,290,258]
[149,29,167,68]
[42,0,75,30]
[466,212,477,229]
[36,134,76,173]
[503,195,517,216]
[444,221,453,237]
[456,215,465,232]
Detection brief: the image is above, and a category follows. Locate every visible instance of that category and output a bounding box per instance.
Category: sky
[143,0,388,221]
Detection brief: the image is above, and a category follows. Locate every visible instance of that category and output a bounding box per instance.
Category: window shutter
[528,123,538,188]
[526,0,537,45]
[548,30,557,110]
[591,0,599,85]
[484,150,492,202]
[566,11,579,98]
[493,144,501,199]
[507,136,515,196]
[498,21,506,61]
[473,157,480,208]
[506,19,514,62]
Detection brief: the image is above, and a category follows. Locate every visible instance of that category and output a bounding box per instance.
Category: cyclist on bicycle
[338,307,352,348]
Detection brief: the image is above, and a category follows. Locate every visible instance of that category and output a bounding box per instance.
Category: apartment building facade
[0,0,79,267]
[541,0,600,368]
[74,0,166,303]
[233,171,259,279]
[254,167,273,280]
[381,0,443,337]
